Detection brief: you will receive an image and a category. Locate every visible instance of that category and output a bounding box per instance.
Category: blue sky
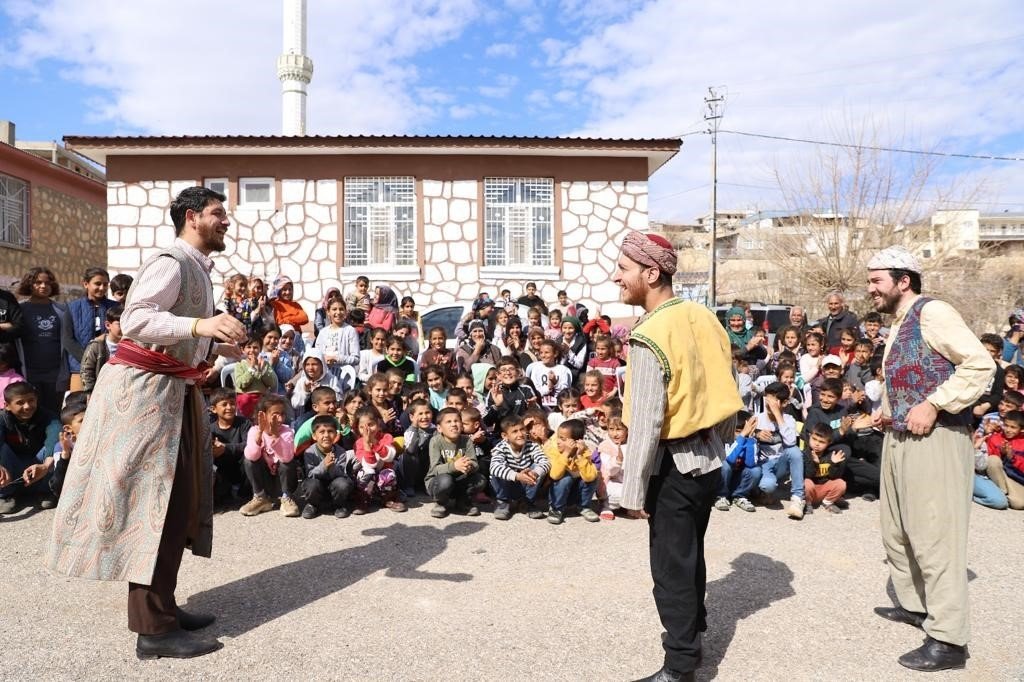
[3,0,1023,220]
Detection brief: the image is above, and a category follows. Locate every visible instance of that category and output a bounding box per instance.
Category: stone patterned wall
[0,185,106,293]
[107,177,649,323]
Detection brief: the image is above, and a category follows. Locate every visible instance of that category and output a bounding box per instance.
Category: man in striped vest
[867,246,994,672]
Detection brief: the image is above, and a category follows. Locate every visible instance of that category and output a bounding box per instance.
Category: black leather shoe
[874,605,926,628]
[898,636,968,672]
[136,629,222,659]
[632,667,695,682]
[176,607,216,631]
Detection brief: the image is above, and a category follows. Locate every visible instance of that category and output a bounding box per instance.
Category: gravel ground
[1,495,1021,681]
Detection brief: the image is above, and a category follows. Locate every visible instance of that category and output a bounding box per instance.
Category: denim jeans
[491,476,542,504]
[972,473,1008,509]
[758,446,804,499]
[719,465,762,499]
[550,475,598,511]
[0,444,51,499]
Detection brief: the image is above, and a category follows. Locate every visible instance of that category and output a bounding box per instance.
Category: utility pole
[705,87,724,305]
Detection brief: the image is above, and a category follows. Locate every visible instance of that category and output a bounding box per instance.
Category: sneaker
[385,499,407,513]
[834,498,850,510]
[494,501,512,520]
[280,496,300,518]
[465,505,480,517]
[861,493,878,502]
[239,495,274,517]
[580,507,600,523]
[599,506,615,521]
[714,496,731,511]
[546,508,565,525]
[334,506,351,519]
[786,496,804,520]
[732,497,756,512]
[430,503,449,519]
[526,504,546,520]
[823,502,842,514]
[39,495,58,510]
[0,497,16,514]
[351,506,369,516]
[301,503,319,520]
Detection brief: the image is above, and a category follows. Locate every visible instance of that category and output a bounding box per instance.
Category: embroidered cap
[866,246,921,274]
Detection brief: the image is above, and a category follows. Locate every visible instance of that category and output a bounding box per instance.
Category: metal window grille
[343,176,416,267]
[0,174,29,249]
[483,177,553,267]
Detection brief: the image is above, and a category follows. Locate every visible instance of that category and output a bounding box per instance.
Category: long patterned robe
[45,247,214,584]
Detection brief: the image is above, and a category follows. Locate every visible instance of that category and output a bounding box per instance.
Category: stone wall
[0,185,106,293]
[107,177,648,321]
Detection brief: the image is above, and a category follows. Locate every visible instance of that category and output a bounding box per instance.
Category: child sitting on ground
[425,407,485,518]
[489,415,550,521]
[240,394,299,518]
[525,340,573,411]
[352,406,404,513]
[291,386,339,454]
[50,401,86,501]
[365,373,402,436]
[755,382,805,520]
[234,336,279,419]
[715,412,761,513]
[0,382,60,513]
[461,407,494,501]
[208,388,251,503]
[298,415,356,519]
[548,388,582,433]
[803,422,849,514]
[400,398,435,498]
[484,356,539,428]
[544,418,600,525]
[985,409,1024,510]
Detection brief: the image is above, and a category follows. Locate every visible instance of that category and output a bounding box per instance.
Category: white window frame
[0,173,30,249]
[342,176,417,273]
[483,177,554,269]
[239,177,275,209]
[203,177,229,205]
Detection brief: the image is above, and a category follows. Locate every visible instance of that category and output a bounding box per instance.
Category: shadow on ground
[699,552,796,681]
[187,521,485,638]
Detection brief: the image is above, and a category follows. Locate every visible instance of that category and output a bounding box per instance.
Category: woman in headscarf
[560,315,588,383]
[456,320,501,373]
[726,306,767,363]
[269,275,309,329]
[314,287,341,338]
[367,285,399,333]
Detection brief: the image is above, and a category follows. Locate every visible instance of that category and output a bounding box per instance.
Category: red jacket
[985,432,1024,467]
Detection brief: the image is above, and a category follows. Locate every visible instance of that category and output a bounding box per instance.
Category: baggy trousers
[880,425,973,646]
[644,453,719,673]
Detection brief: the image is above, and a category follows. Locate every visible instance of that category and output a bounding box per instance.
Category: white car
[418,301,544,350]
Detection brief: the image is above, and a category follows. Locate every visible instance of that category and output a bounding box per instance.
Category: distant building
[0,121,107,292]
[66,134,679,318]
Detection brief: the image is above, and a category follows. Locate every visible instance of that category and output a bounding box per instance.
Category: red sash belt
[108,339,209,382]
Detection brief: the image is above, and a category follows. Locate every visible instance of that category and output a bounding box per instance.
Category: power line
[717,129,1024,162]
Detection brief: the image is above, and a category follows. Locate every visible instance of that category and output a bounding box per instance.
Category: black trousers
[243,457,299,498]
[299,475,354,510]
[644,454,719,673]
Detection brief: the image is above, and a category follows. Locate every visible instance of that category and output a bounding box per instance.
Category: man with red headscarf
[615,231,741,682]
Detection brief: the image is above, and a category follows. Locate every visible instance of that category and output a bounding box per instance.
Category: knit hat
[866,246,921,274]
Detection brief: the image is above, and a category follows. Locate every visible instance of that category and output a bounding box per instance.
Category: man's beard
[873,290,901,314]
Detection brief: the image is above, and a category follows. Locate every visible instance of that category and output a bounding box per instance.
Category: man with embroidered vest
[46,187,246,661]
[866,246,994,672]
[615,231,741,682]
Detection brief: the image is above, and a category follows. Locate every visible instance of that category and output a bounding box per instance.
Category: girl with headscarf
[497,316,531,368]
[456,320,502,373]
[269,275,309,328]
[367,285,399,332]
[560,316,588,383]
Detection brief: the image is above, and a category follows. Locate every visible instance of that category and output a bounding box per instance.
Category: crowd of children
[2,270,1022,527]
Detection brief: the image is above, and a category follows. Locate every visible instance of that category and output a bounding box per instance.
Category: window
[204,177,228,204]
[483,177,553,267]
[343,176,416,268]
[0,173,29,249]
[757,271,768,281]
[239,177,274,208]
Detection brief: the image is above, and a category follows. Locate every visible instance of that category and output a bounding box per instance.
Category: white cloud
[478,74,519,98]
[0,0,481,135]
[553,0,1024,221]
[485,42,518,58]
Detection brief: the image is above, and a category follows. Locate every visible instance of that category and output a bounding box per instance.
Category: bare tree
[753,117,1014,329]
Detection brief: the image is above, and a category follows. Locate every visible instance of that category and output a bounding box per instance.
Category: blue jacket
[725,435,759,468]
[62,297,117,373]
